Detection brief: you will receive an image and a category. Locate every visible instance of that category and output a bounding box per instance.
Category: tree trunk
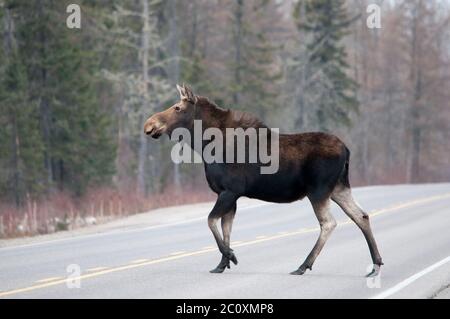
[3,8,21,206]
[410,70,422,183]
[11,112,21,207]
[233,0,243,105]
[167,0,181,192]
[189,0,198,56]
[36,0,53,192]
[407,1,423,183]
[137,0,150,195]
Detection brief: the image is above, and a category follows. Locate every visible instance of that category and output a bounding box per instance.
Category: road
[0,184,449,299]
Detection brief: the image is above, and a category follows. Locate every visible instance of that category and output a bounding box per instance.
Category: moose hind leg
[331,186,383,277]
[209,192,238,274]
[291,198,336,275]
[222,208,238,264]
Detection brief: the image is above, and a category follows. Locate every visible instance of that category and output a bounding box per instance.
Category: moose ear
[181,84,197,104]
[176,84,186,100]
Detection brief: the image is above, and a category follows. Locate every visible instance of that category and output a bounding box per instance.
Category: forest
[0,0,449,237]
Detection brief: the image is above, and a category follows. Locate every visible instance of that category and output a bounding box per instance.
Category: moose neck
[195,97,230,130]
[188,97,229,152]
[186,96,269,162]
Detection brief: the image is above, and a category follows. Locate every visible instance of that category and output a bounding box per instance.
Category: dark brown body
[144,85,383,276]
[205,131,349,204]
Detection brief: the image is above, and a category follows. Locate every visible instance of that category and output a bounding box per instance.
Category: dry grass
[0,185,215,238]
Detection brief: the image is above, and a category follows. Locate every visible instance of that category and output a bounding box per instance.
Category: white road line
[0,202,272,251]
[1,192,450,298]
[371,256,450,299]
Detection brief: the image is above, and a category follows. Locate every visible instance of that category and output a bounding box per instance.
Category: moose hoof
[210,256,231,274]
[366,264,381,278]
[228,251,238,265]
[290,265,311,275]
[210,266,226,274]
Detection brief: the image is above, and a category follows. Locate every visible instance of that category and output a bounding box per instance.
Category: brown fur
[144,85,383,276]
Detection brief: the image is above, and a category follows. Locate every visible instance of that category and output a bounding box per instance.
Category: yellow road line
[369,193,450,217]
[169,251,186,256]
[35,277,64,284]
[0,248,216,298]
[86,267,109,272]
[129,258,149,264]
[1,192,450,298]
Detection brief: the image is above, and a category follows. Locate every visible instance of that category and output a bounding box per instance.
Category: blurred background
[0,0,449,237]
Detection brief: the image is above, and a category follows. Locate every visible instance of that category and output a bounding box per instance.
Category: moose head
[144,84,198,139]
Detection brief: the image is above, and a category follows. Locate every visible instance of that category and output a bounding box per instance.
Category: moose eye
[174,105,181,112]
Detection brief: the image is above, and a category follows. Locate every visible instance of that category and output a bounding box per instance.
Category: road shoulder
[0,197,267,249]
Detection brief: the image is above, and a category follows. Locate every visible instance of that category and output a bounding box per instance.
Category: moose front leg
[211,206,238,273]
[208,191,238,273]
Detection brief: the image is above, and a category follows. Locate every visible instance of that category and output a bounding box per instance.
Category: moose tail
[339,146,351,188]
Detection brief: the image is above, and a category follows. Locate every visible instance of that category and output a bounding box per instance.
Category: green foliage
[0,1,116,203]
[294,0,358,129]
[0,51,45,202]
[228,0,281,119]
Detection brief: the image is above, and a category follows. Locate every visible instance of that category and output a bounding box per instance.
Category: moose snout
[144,117,164,139]
[144,120,154,135]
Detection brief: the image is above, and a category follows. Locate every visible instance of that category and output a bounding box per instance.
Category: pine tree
[228,0,281,118]
[293,0,358,130]
[0,2,45,205]
[178,1,221,101]
[5,0,116,197]
[101,0,172,195]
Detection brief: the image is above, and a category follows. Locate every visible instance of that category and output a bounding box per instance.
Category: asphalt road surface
[1,184,449,299]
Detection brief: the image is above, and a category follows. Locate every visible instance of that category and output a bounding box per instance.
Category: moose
[144,84,383,277]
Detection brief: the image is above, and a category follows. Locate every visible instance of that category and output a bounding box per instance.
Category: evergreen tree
[3,0,116,197]
[101,0,172,194]
[178,1,222,103]
[228,0,281,118]
[293,0,358,130]
[0,2,45,205]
